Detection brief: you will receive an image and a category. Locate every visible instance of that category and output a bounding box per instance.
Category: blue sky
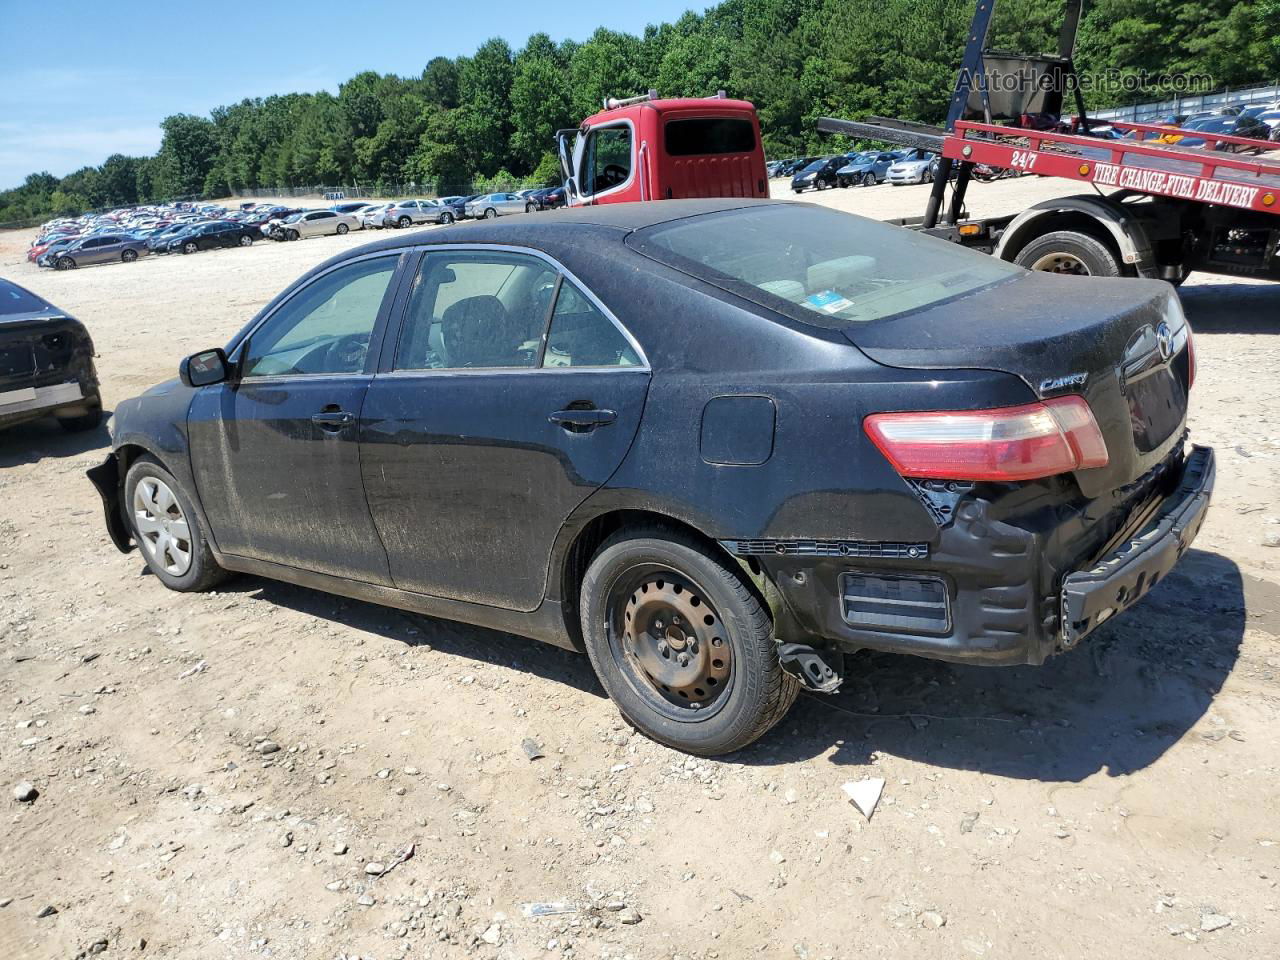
[0,0,703,190]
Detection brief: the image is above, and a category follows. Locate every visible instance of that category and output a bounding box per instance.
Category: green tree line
[3,0,1277,224]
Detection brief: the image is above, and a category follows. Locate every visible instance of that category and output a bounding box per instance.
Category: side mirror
[180,348,229,387]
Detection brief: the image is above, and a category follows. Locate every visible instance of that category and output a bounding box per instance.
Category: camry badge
[1038,371,1089,395]
[1155,321,1175,362]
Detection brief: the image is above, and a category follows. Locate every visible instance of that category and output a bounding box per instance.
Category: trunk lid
[847,273,1191,498]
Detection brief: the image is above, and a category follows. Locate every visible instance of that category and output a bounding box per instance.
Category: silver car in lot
[463,193,527,219]
[265,210,361,241]
[360,203,394,229]
[42,233,149,270]
[382,199,453,228]
[886,149,940,185]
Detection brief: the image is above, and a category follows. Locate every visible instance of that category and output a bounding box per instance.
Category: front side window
[585,125,632,195]
[395,252,557,370]
[242,256,398,378]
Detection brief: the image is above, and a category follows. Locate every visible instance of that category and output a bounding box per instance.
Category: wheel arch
[113,430,223,557]
[553,507,772,654]
[994,196,1156,276]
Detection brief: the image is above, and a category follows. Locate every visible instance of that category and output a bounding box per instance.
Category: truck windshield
[628,204,1021,328]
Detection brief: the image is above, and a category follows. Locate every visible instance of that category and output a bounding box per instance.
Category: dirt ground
[2,179,1278,960]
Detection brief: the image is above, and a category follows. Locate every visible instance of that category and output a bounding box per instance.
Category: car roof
[362,197,786,250]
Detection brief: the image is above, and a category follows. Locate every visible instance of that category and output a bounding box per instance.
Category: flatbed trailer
[818,0,1280,283]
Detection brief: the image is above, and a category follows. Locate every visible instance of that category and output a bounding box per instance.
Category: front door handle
[549,408,617,432]
[312,410,354,431]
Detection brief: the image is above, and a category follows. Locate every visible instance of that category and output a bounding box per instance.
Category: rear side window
[544,282,640,368]
[665,117,756,156]
[0,281,46,315]
[630,205,1021,328]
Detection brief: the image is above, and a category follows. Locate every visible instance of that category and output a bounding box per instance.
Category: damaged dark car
[87,200,1212,756]
[1,278,102,433]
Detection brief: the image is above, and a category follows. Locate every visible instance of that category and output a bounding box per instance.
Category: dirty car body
[1,279,102,432]
[88,199,1212,755]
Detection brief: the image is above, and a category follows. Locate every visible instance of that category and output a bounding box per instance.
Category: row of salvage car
[26,188,570,272]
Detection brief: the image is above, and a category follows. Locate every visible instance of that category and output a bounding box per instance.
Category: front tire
[239,234,253,246]
[124,455,227,592]
[286,229,299,241]
[121,249,138,263]
[440,211,454,224]
[484,208,497,219]
[526,202,537,212]
[1014,230,1123,277]
[861,172,877,187]
[182,241,197,255]
[56,257,75,271]
[579,529,799,756]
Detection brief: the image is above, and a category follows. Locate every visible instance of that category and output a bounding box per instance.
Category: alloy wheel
[133,477,193,576]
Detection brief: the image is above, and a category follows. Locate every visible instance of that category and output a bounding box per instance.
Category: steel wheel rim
[607,565,734,721]
[1030,252,1091,275]
[133,477,193,576]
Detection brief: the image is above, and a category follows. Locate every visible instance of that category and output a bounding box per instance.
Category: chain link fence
[1090,82,1280,124]
[229,177,553,201]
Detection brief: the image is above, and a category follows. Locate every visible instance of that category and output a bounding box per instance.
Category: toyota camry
[87,199,1212,756]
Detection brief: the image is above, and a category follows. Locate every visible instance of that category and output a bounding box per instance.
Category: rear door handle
[549,408,617,432]
[312,410,354,430]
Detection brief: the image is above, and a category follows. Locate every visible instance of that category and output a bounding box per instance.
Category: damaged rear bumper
[1060,444,1213,645]
[729,444,1214,667]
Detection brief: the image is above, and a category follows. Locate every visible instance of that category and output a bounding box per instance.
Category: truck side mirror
[180,348,229,387]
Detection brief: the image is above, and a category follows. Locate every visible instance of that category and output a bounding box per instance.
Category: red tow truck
[818,0,1280,283]
[556,91,769,206]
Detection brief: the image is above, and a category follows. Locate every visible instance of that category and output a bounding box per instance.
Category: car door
[186,251,407,583]
[359,247,651,610]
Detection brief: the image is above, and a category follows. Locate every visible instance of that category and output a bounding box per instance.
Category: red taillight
[864,396,1109,482]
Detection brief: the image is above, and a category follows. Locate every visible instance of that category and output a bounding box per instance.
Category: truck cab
[557,92,769,207]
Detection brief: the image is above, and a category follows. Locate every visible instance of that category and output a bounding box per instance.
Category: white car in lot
[886,149,940,185]
[263,210,361,241]
[463,193,527,219]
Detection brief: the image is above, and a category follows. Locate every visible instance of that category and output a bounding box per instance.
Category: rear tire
[336,223,349,235]
[398,216,412,228]
[124,455,227,593]
[440,211,454,224]
[121,249,138,263]
[1014,230,1123,277]
[579,528,799,756]
[57,399,102,433]
[239,234,253,246]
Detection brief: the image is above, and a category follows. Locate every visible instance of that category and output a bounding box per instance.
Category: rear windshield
[664,117,756,156]
[0,280,47,315]
[629,204,1021,328]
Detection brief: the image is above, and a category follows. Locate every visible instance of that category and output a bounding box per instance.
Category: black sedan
[791,156,844,192]
[2,278,101,432]
[164,220,259,254]
[87,200,1211,755]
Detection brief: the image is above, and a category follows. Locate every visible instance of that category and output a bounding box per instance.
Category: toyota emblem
[1155,321,1174,362]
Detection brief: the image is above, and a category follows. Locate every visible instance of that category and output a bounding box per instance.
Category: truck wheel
[1014,230,1122,277]
[124,455,227,593]
[579,528,799,757]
